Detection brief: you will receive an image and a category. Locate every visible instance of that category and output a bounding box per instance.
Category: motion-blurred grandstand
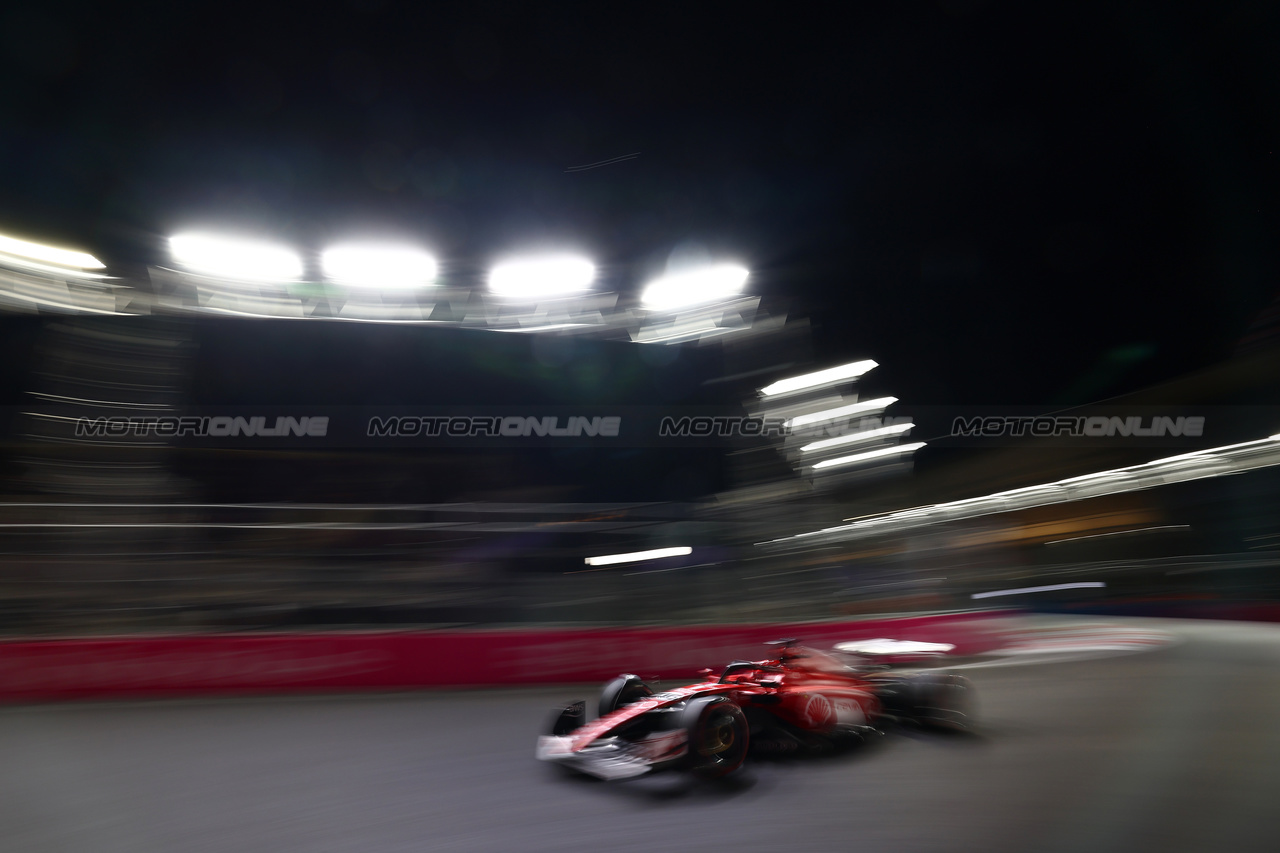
[2,237,1280,634]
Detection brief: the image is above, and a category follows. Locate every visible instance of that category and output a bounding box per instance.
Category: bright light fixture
[488,255,595,298]
[812,441,926,470]
[170,233,303,282]
[322,244,438,289]
[800,422,915,453]
[584,546,692,566]
[641,264,748,311]
[788,397,898,428]
[0,233,104,270]
[761,360,878,397]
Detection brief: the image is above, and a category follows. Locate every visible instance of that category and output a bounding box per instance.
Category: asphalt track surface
[2,618,1279,853]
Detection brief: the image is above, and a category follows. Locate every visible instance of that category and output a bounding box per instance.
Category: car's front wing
[536,729,688,780]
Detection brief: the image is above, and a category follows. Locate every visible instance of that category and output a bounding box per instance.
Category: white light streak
[971,582,1106,599]
[584,546,692,566]
[0,233,104,269]
[760,360,878,397]
[489,255,595,298]
[321,244,438,289]
[170,233,303,282]
[834,639,955,655]
[641,264,748,311]
[800,422,914,453]
[762,430,1280,548]
[491,322,597,333]
[1045,525,1191,546]
[1141,439,1279,466]
[0,288,119,311]
[28,392,170,409]
[812,441,926,470]
[634,319,723,344]
[788,397,898,428]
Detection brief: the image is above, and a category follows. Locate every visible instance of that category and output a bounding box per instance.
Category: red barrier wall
[0,611,1008,702]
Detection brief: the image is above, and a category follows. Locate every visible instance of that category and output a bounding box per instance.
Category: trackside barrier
[0,611,1010,702]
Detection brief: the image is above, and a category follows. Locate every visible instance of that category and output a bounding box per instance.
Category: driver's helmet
[785,645,852,674]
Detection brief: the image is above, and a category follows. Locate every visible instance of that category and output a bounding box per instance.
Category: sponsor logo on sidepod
[802,694,834,728]
[832,696,866,726]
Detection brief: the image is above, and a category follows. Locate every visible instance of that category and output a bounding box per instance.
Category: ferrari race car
[536,638,973,780]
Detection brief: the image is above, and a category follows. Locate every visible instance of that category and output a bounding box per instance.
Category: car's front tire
[547,699,588,736]
[681,696,750,778]
[598,674,654,717]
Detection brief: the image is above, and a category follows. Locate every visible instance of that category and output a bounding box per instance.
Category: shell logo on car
[802,693,835,728]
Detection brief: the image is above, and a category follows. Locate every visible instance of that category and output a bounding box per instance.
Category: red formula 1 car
[536,639,973,780]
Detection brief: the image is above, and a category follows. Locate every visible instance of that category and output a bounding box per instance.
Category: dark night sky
[3,2,1279,407]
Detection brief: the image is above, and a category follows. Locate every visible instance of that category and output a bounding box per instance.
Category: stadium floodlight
[321,244,438,289]
[0,232,105,271]
[488,254,595,298]
[788,397,898,429]
[169,233,303,282]
[640,263,748,311]
[761,360,878,397]
[812,441,926,470]
[584,546,692,566]
[800,422,915,453]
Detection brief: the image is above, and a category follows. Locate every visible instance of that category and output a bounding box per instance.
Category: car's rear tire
[598,674,653,717]
[915,673,974,731]
[681,696,749,778]
[871,672,975,731]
